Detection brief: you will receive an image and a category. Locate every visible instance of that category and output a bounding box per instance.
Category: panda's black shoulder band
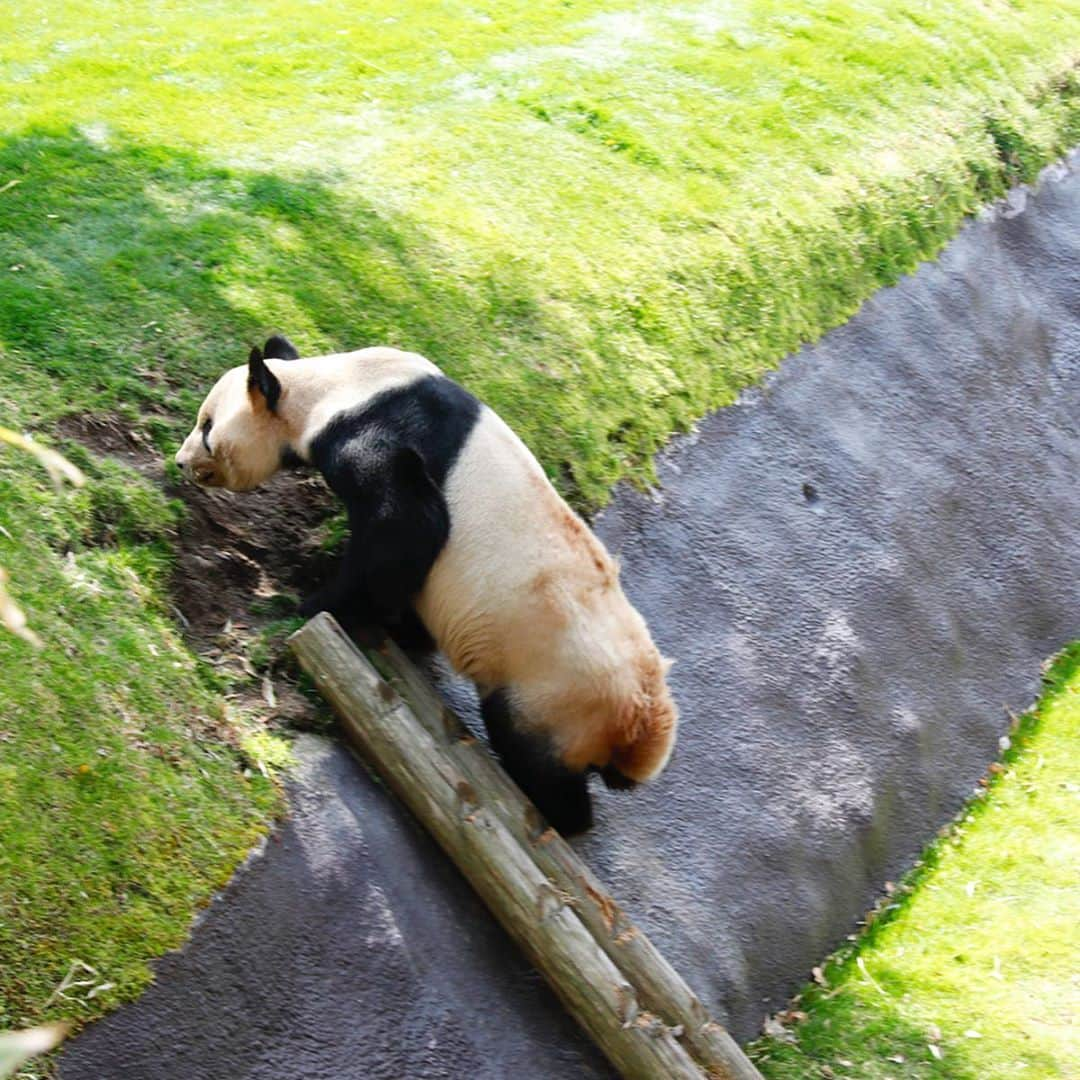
[309,375,481,490]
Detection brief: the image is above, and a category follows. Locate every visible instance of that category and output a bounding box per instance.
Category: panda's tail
[603,690,678,788]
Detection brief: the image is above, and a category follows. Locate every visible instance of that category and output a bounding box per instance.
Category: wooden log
[291,613,709,1080]
[365,639,761,1080]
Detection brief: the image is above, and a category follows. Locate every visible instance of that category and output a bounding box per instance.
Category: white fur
[415,406,675,775]
[288,348,439,457]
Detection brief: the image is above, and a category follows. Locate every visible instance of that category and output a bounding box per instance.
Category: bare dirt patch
[169,473,337,645]
[56,412,339,727]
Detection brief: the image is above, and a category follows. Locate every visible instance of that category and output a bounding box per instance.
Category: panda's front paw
[349,623,387,649]
[298,590,334,619]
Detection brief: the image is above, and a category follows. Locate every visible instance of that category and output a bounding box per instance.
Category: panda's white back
[415,404,658,746]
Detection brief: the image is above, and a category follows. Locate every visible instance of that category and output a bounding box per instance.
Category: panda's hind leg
[596,763,639,790]
[480,690,593,835]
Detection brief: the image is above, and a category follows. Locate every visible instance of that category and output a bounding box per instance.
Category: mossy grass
[1,2,1079,500]
[751,644,1080,1079]
[0,453,280,1030]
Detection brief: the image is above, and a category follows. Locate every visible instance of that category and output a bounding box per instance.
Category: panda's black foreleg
[480,690,593,835]
[300,577,417,653]
[301,589,432,653]
[298,534,378,624]
[302,450,447,649]
[298,567,394,657]
[384,606,436,654]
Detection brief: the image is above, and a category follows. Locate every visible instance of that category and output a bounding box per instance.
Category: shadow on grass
[0,127,616,501]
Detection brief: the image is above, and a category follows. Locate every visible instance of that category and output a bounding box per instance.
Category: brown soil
[167,474,337,645]
[56,413,339,727]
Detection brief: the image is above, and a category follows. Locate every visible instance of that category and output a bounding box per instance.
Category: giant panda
[176,336,677,833]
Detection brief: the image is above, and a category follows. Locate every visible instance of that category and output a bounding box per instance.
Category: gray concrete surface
[62,152,1079,1077]
[62,735,613,1079]
[579,151,1080,1038]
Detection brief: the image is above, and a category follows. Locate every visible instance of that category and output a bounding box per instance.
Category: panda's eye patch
[201,418,213,453]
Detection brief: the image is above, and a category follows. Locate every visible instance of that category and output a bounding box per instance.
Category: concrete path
[62,152,1080,1077]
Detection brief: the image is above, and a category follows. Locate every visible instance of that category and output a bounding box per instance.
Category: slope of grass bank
[751,644,1080,1079]
[2,1,1079,500]
[0,450,280,1032]
[2,0,1079,1044]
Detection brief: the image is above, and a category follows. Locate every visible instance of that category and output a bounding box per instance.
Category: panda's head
[175,335,300,491]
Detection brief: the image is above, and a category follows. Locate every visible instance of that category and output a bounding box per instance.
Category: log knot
[535,881,569,921]
[455,780,481,819]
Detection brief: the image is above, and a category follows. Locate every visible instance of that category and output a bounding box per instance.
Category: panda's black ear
[263,334,300,361]
[247,345,282,412]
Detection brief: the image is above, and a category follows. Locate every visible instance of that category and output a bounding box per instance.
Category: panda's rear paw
[536,780,594,836]
[597,763,639,791]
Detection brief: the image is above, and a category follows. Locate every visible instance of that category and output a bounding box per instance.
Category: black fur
[299,442,448,624]
[263,334,300,361]
[247,346,282,412]
[481,690,593,835]
[597,764,639,790]
[312,374,482,487]
[302,375,481,626]
[280,445,305,470]
[384,606,437,653]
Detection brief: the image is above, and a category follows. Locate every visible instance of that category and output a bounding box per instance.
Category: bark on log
[290,613,762,1080]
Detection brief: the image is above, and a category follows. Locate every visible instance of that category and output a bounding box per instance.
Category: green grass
[1,0,1079,1046]
[0,450,279,1030]
[751,644,1080,1079]
[1,1,1079,498]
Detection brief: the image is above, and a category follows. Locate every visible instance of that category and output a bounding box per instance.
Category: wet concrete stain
[62,152,1079,1076]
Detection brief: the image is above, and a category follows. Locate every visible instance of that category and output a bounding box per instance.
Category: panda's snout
[175,447,196,477]
[175,447,212,485]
